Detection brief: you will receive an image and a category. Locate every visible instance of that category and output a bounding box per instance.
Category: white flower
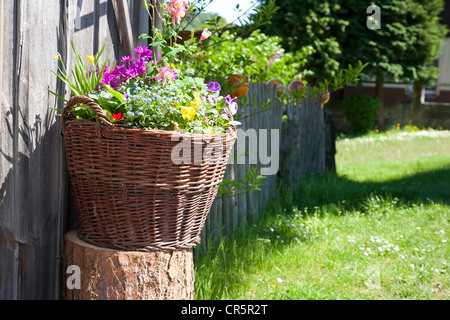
[277,278,283,283]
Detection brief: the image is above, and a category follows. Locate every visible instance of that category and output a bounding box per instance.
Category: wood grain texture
[62,231,194,300]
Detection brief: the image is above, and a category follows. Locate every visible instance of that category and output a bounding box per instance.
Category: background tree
[258,0,448,129]
[339,0,447,129]
[257,0,349,84]
[183,12,229,31]
[399,0,448,123]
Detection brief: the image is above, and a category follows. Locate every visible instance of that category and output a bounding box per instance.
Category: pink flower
[154,65,176,86]
[199,28,212,43]
[167,0,189,25]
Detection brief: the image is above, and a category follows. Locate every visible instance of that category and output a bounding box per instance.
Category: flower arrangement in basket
[49,0,239,251]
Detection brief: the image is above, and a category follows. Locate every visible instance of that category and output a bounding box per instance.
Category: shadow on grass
[194,165,450,299]
[294,166,450,212]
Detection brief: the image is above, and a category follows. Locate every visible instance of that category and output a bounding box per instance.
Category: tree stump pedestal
[62,230,195,300]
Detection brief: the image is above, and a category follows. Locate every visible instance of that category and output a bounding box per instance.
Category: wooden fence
[0,0,329,300]
[200,83,325,249]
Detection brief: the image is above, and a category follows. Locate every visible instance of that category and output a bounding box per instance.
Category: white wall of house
[437,38,450,94]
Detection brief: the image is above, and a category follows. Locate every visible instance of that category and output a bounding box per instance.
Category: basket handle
[61,96,112,137]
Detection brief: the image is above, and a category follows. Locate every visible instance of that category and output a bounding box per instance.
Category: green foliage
[47,41,111,103]
[339,0,447,85]
[398,0,448,85]
[259,0,448,87]
[217,166,266,198]
[258,0,349,83]
[342,94,379,134]
[182,29,313,84]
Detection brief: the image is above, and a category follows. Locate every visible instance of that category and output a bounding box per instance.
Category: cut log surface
[62,231,194,300]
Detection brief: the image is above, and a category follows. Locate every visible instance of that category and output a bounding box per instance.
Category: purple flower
[207,81,221,92]
[99,46,153,90]
[134,46,153,59]
[226,95,238,116]
[121,56,134,63]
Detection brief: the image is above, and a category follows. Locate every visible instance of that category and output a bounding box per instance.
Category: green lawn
[194,128,450,300]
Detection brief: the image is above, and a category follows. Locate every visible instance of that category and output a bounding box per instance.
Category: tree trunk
[375,77,385,130]
[62,231,195,300]
[411,81,424,125]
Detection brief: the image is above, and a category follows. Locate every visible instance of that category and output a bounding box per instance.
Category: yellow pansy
[181,107,196,121]
[188,94,201,110]
[173,122,180,130]
[188,93,202,110]
[189,101,199,110]
[205,127,214,135]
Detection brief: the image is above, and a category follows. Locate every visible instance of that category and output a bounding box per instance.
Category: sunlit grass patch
[194,128,450,300]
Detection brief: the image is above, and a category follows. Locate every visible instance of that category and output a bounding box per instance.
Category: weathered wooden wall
[0,0,148,300]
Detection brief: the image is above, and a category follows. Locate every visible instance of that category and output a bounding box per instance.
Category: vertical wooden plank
[17,0,66,300]
[222,147,234,236]
[128,0,150,48]
[244,87,254,219]
[253,83,261,218]
[208,197,217,244]
[268,84,279,201]
[213,197,224,244]
[0,0,20,300]
[260,83,269,209]
[235,95,247,231]
[112,0,134,56]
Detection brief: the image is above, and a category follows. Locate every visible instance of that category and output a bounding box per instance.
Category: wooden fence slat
[236,95,248,231]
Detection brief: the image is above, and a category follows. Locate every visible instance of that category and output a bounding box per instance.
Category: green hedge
[342,94,379,134]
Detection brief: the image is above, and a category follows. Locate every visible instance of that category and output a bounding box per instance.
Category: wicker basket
[61,96,237,252]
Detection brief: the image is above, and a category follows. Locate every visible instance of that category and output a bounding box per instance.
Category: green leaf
[104,84,125,102]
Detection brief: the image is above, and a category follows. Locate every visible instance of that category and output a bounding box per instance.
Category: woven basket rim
[64,117,238,139]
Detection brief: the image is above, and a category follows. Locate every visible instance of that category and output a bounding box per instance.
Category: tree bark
[411,81,424,125]
[375,77,385,130]
[62,231,194,300]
